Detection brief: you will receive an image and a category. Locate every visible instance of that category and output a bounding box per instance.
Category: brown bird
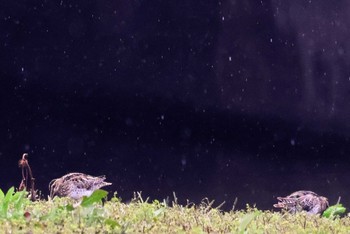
[273,190,329,215]
[49,172,112,200]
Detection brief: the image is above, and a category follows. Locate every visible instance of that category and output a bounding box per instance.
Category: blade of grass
[238,211,260,233]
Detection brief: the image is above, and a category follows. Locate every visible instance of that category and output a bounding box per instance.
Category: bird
[273,190,329,215]
[49,172,112,200]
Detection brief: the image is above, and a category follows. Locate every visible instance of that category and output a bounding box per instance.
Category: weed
[0,187,29,219]
[0,193,348,233]
[323,204,346,219]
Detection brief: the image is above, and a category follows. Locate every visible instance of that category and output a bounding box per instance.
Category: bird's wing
[298,194,317,211]
[274,197,298,209]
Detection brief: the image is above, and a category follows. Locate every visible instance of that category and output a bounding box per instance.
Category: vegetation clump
[0,188,349,233]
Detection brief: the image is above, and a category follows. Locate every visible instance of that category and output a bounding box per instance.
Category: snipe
[49,172,112,200]
[273,190,329,215]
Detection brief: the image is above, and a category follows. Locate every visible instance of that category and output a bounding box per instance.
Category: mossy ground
[1,191,350,233]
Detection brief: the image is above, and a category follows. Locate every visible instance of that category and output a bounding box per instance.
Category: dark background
[1,0,350,210]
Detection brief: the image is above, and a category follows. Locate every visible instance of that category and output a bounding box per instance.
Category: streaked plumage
[49,172,112,200]
[273,190,328,214]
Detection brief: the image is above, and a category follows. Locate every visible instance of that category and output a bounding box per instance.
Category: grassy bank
[1,189,350,233]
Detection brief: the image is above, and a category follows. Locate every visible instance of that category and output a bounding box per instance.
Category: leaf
[4,187,14,203]
[1,187,15,218]
[11,191,21,202]
[80,189,108,207]
[104,218,120,229]
[0,189,4,201]
[153,207,165,217]
[322,204,346,218]
[13,191,26,211]
[239,211,260,234]
[65,204,74,211]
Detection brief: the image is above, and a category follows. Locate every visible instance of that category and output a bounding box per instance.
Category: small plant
[323,197,347,219]
[0,191,350,233]
[323,204,346,218]
[0,187,28,219]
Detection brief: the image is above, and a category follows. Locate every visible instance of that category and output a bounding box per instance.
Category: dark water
[2,0,350,210]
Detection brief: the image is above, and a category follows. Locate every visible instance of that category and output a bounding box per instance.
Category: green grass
[1,188,350,233]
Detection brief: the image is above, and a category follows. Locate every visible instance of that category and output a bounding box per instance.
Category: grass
[1,188,350,233]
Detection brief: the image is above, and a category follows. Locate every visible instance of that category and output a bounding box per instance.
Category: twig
[18,153,36,201]
[232,197,238,211]
[215,201,226,210]
[173,191,178,204]
[337,196,341,204]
